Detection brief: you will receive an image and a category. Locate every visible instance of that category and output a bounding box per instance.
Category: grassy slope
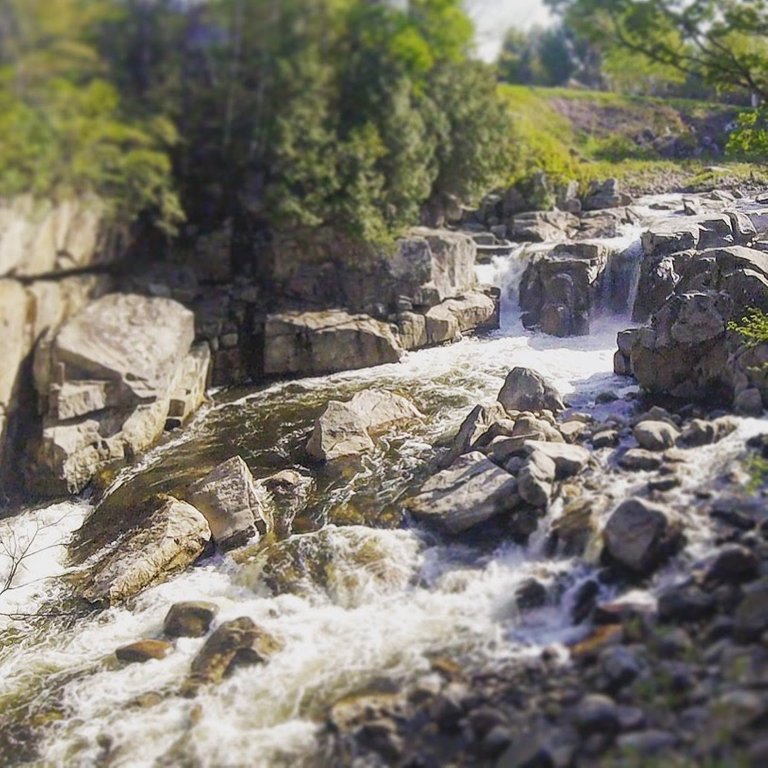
[502,84,768,194]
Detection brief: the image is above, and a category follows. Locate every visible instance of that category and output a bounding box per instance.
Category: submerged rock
[115,639,173,664]
[253,525,420,604]
[497,367,565,414]
[182,617,283,696]
[163,601,219,638]
[307,389,423,462]
[81,497,211,606]
[258,469,314,537]
[187,456,272,551]
[407,451,520,534]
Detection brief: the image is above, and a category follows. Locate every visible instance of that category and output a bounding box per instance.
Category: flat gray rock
[407,451,519,534]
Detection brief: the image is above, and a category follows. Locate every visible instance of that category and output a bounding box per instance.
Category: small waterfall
[598,236,644,317]
[475,243,542,330]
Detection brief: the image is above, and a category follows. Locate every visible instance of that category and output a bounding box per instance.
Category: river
[0,194,762,767]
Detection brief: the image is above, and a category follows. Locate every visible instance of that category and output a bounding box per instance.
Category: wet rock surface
[80,496,212,606]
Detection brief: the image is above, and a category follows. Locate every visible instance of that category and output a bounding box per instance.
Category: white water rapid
[0,195,763,767]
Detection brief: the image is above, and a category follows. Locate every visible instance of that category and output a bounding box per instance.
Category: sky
[467,0,553,61]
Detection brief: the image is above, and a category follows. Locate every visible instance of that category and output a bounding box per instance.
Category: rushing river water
[0,195,764,767]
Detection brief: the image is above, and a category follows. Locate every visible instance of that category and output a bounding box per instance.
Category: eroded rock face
[497,368,565,414]
[263,310,403,377]
[618,291,732,400]
[307,389,423,462]
[406,451,520,534]
[29,294,209,495]
[80,497,211,606]
[520,243,609,336]
[187,456,272,551]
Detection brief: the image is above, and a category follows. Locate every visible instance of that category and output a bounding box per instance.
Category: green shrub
[728,308,768,347]
[727,108,768,162]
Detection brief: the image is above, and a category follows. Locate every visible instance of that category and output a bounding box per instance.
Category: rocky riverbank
[1,186,768,768]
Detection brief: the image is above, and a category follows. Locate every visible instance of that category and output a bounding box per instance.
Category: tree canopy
[0,0,517,244]
[545,0,768,102]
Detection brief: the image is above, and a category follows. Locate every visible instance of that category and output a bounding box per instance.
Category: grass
[500,84,767,194]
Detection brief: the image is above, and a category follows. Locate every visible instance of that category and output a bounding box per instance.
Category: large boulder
[497,368,565,413]
[511,211,579,243]
[441,402,509,467]
[307,389,423,462]
[187,456,272,551]
[80,496,211,606]
[619,291,733,400]
[29,294,209,495]
[583,179,632,211]
[262,310,403,377]
[519,242,610,336]
[406,451,520,534]
[603,499,678,575]
[517,451,556,507]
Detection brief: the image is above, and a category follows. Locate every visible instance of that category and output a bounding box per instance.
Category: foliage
[0,0,514,243]
[545,0,768,102]
[728,308,768,346]
[498,25,576,87]
[727,108,768,162]
[498,84,768,195]
[0,0,181,231]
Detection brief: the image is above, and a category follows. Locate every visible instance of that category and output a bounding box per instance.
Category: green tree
[0,0,181,231]
[546,0,768,101]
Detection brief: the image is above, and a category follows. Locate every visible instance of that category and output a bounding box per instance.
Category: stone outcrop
[307,389,423,462]
[28,293,210,495]
[262,310,403,377]
[633,219,759,322]
[616,240,768,408]
[187,456,272,551]
[0,195,120,278]
[406,451,520,534]
[520,242,611,336]
[511,211,580,243]
[261,227,478,315]
[0,201,126,490]
[583,179,632,211]
[80,496,211,605]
